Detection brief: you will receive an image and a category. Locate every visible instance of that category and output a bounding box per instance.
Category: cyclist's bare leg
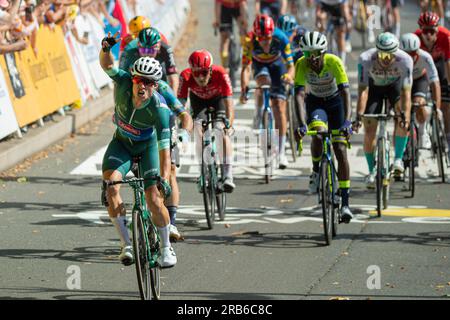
[310,125,326,172]
[414,96,430,126]
[363,118,378,162]
[336,25,347,64]
[103,169,130,247]
[442,102,450,146]
[103,170,125,218]
[333,141,351,207]
[238,1,249,40]
[220,30,231,72]
[272,98,288,155]
[165,164,179,226]
[315,5,327,32]
[145,186,170,228]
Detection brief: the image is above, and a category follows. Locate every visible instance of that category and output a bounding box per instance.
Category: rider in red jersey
[415,11,450,160]
[178,50,236,192]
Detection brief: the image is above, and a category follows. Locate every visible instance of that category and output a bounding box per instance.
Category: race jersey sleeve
[276,29,294,65]
[153,93,171,151]
[330,54,349,87]
[422,50,440,83]
[220,70,233,97]
[104,66,131,82]
[157,80,186,116]
[159,42,177,75]
[401,54,414,90]
[177,69,191,100]
[294,57,306,89]
[357,51,370,87]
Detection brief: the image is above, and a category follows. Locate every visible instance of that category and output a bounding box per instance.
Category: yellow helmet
[129,16,151,36]
[66,4,79,21]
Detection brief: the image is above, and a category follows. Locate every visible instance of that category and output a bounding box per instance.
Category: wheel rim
[133,212,151,300]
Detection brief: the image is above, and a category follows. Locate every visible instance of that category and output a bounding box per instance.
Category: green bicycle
[299,128,350,245]
[102,158,164,300]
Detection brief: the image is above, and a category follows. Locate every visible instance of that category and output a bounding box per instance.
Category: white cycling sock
[111,216,131,247]
[158,225,171,248]
[279,135,286,156]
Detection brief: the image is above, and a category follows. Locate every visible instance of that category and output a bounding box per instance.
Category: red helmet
[188,49,214,69]
[418,11,440,28]
[253,14,275,38]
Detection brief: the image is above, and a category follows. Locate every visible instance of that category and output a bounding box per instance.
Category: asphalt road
[0,0,449,301]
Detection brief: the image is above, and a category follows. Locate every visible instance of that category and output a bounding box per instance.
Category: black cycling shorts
[261,1,281,21]
[319,2,345,27]
[189,93,227,124]
[365,79,402,114]
[412,75,429,98]
[220,6,241,33]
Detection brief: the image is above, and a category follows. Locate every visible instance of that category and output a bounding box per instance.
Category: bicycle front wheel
[376,138,385,217]
[320,159,333,245]
[262,109,274,184]
[202,162,216,229]
[147,224,161,300]
[132,210,152,300]
[433,115,446,183]
[286,93,297,162]
[216,165,227,221]
[407,125,416,198]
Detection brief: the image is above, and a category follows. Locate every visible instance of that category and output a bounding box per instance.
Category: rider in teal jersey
[100,33,177,268]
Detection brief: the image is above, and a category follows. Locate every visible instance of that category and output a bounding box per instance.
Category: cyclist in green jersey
[295,31,353,222]
[100,33,177,268]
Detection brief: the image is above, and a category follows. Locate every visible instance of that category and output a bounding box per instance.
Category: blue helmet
[276,14,297,37]
[291,26,308,52]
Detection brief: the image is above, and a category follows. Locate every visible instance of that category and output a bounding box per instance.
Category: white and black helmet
[299,31,328,52]
[130,57,163,81]
[400,33,421,52]
[376,32,399,53]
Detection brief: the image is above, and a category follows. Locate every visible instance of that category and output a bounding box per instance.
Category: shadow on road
[0,246,121,264]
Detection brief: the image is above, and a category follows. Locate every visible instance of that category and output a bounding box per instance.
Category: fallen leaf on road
[279,198,293,203]
[224,224,231,228]
[436,285,445,289]
[329,297,350,300]
[341,251,349,256]
[17,177,27,183]
[32,230,40,234]
[332,282,339,285]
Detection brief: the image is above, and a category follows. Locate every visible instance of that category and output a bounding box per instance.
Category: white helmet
[299,31,328,52]
[400,33,421,52]
[376,32,399,53]
[130,57,163,81]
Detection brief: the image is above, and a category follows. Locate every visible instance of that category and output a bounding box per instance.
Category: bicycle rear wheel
[202,162,216,229]
[147,223,161,300]
[320,159,333,245]
[132,210,152,300]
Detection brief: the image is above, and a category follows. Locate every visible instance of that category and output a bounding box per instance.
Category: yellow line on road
[369,208,450,217]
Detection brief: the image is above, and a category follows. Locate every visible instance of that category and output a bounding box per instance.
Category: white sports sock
[158,225,171,248]
[279,135,286,156]
[111,217,131,247]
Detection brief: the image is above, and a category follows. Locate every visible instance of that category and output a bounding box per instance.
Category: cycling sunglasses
[303,50,323,58]
[421,28,438,35]
[256,35,272,42]
[377,51,394,61]
[139,46,159,56]
[192,68,211,77]
[132,76,156,86]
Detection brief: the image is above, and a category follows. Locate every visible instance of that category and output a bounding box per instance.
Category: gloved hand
[223,118,231,130]
[352,114,363,133]
[101,31,120,52]
[295,124,308,141]
[158,178,172,199]
[340,119,353,137]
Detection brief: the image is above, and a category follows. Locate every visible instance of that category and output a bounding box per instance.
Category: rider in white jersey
[354,32,413,188]
[400,33,441,149]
